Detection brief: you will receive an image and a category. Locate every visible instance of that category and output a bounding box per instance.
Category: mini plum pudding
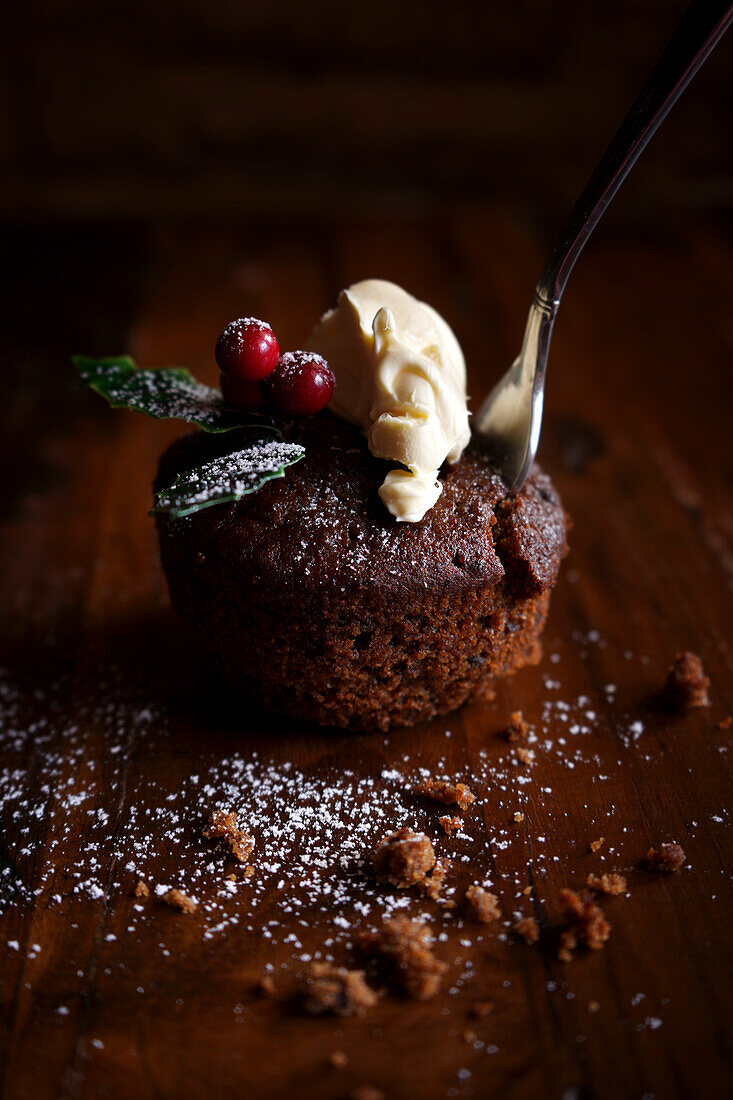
[154,282,569,732]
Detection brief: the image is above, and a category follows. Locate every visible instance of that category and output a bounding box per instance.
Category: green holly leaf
[74,355,275,434]
[152,439,305,519]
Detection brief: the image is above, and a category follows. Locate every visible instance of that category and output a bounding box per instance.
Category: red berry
[266,352,334,416]
[220,372,266,412]
[215,318,279,381]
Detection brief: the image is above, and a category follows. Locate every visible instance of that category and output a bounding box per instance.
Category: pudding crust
[155,412,568,731]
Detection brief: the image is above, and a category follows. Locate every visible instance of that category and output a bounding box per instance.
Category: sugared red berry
[220,372,266,412]
[265,351,334,416]
[215,318,279,381]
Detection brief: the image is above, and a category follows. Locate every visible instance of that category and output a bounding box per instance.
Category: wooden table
[0,209,731,1099]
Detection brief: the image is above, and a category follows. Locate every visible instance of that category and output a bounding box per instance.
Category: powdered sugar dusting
[0,626,714,1059]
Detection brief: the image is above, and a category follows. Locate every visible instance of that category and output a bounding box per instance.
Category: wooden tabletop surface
[0,208,731,1099]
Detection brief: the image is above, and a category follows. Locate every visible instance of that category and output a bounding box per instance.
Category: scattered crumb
[203,809,255,863]
[162,888,197,914]
[558,930,577,963]
[360,916,447,1000]
[590,837,605,853]
[256,974,276,998]
[439,815,463,835]
[373,828,435,888]
[587,1000,600,1014]
[412,778,475,811]
[513,917,539,944]
[646,843,686,873]
[663,652,710,710]
[471,1001,494,1018]
[513,811,525,823]
[465,885,501,923]
[717,716,731,730]
[350,1087,385,1100]
[329,1050,349,1069]
[522,885,533,896]
[515,747,535,766]
[463,1029,477,1044]
[503,710,529,743]
[302,963,378,1017]
[134,880,149,899]
[586,872,627,896]
[419,859,449,901]
[558,889,610,959]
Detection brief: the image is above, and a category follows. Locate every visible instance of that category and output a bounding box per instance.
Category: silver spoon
[473,0,733,493]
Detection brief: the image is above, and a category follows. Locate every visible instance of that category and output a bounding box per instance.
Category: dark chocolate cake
[155,412,568,732]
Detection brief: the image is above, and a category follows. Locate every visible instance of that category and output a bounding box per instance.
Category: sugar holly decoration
[265,351,334,417]
[220,373,266,413]
[216,318,334,417]
[77,315,335,519]
[215,318,280,382]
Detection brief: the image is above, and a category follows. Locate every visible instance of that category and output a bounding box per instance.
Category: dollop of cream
[306,279,470,521]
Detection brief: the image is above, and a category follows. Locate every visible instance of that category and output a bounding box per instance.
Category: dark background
[2,0,731,229]
[2,6,733,1098]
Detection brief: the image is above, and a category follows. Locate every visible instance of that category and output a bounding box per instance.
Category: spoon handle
[474,0,731,495]
[538,0,733,311]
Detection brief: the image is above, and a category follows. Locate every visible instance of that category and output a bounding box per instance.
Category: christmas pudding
[76,279,568,732]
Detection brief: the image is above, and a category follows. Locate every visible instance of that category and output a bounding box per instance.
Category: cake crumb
[587,1000,601,1014]
[203,809,255,863]
[439,815,463,835]
[162,888,197,914]
[472,1001,494,1018]
[663,652,710,710]
[256,974,276,998]
[717,716,732,730]
[503,710,529,743]
[522,885,532,896]
[515,747,535,766]
[302,963,378,1017]
[419,859,449,901]
[513,811,525,823]
[590,837,605,853]
[465,885,501,923]
[329,1050,349,1069]
[350,1087,384,1100]
[586,872,627,896]
[134,880,150,899]
[558,889,610,959]
[373,828,435,888]
[413,778,475,811]
[646,843,686,872]
[359,916,446,1000]
[558,930,577,963]
[513,917,539,944]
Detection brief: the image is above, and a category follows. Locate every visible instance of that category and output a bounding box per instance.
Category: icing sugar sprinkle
[0,627,702,1052]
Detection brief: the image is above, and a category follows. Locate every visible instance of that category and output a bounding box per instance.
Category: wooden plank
[0,211,731,1099]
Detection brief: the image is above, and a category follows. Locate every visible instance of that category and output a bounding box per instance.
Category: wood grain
[0,210,731,1099]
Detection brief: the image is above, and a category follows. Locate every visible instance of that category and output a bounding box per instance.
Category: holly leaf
[151,440,305,519]
[74,355,274,434]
